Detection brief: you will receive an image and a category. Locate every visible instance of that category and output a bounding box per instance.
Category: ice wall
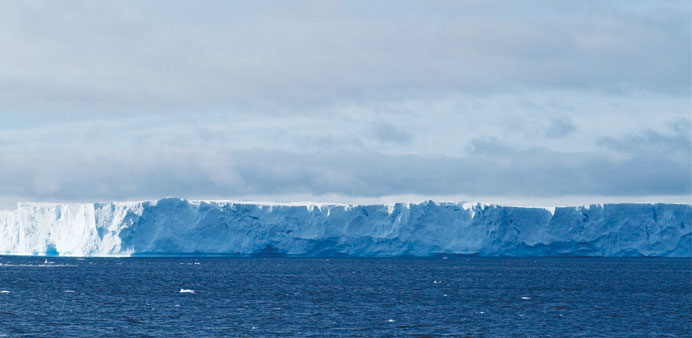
[0,198,689,257]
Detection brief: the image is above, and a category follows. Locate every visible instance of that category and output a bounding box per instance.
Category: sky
[0,0,690,208]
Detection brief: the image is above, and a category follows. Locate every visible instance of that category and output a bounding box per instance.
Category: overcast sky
[0,0,690,208]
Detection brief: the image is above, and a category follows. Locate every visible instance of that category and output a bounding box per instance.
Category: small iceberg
[179,289,195,294]
[0,290,9,294]
[521,296,531,300]
[64,290,75,293]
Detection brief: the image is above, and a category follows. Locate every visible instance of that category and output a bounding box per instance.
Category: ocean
[0,256,690,337]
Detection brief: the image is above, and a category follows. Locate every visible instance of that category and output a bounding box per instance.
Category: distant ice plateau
[0,198,689,257]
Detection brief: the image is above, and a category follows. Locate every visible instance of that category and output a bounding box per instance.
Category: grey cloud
[597,119,691,155]
[0,1,689,204]
[1,144,688,201]
[466,138,517,155]
[544,116,577,139]
[370,123,413,145]
[298,134,366,152]
[0,1,689,115]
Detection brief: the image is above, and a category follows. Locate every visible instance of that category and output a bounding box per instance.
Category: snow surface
[0,198,689,257]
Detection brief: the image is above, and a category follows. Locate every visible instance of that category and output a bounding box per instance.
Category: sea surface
[0,256,689,337]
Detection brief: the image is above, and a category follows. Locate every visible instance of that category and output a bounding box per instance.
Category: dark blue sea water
[0,257,689,337]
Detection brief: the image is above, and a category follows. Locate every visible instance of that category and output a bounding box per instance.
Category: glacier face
[0,198,690,257]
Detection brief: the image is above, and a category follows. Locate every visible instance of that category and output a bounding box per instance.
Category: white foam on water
[179,289,195,294]
[521,296,531,300]
[0,264,75,268]
[64,290,75,293]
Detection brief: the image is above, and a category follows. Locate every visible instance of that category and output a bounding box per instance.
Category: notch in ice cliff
[0,198,689,257]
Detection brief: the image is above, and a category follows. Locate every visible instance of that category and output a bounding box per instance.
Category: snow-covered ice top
[0,198,689,257]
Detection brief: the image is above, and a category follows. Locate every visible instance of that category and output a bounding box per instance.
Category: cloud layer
[1,128,689,202]
[0,1,690,206]
[0,1,689,114]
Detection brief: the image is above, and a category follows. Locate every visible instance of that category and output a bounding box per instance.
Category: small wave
[521,296,531,300]
[179,289,195,294]
[64,290,75,293]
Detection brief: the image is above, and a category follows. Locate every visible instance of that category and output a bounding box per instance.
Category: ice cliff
[0,198,689,257]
